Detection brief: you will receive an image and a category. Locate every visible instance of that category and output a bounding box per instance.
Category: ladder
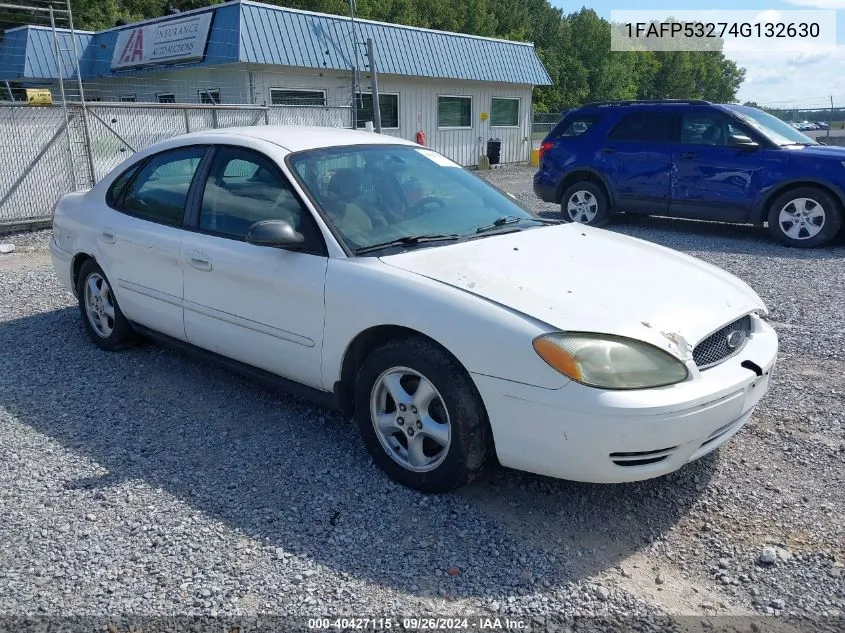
[66,105,94,190]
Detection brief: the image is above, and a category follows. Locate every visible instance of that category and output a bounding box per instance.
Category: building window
[491,97,519,127]
[438,95,472,128]
[270,88,326,106]
[3,84,27,102]
[199,89,220,105]
[120,95,136,103]
[157,93,175,104]
[356,93,399,129]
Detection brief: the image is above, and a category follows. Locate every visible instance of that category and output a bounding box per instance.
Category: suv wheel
[560,182,610,227]
[767,187,842,248]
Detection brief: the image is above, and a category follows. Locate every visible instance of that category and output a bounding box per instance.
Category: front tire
[767,187,842,248]
[354,337,491,493]
[560,181,611,227]
[76,259,137,351]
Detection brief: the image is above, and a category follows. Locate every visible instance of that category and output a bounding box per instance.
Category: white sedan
[50,126,778,493]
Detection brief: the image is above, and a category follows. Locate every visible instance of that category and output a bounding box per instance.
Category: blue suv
[533,100,845,247]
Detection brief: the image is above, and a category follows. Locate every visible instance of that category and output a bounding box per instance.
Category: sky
[550,0,845,109]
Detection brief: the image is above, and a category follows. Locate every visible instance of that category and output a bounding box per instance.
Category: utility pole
[349,0,359,129]
[366,38,382,133]
[829,95,834,138]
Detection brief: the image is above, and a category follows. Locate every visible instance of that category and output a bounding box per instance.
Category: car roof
[177,125,418,153]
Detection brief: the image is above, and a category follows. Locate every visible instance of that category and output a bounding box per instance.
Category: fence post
[184,107,190,133]
[264,107,270,125]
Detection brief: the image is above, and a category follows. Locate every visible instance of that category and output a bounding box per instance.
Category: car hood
[787,144,845,158]
[379,225,767,361]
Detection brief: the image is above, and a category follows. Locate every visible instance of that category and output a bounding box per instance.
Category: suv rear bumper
[532,173,558,203]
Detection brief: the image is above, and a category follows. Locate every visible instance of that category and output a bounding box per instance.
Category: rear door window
[608,112,678,143]
[119,147,206,226]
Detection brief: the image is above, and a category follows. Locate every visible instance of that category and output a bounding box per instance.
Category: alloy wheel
[84,272,116,338]
[566,190,598,223]
[369,366,451,472]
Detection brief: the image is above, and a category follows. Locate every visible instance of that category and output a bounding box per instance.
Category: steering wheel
[408,196,446,217]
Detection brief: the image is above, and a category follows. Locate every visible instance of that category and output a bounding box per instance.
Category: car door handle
[681,152,697,159]
[100,230,116,244]
[187,251,212,272]
[601,147,616,154]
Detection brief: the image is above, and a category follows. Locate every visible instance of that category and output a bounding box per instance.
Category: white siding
[81,63,535,166]
[252,71,534,166]
[83,67,251,105]
[248,66,354,108]
[344,75,532,166]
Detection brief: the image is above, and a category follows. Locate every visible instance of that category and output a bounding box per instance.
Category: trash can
[486,138,502,165]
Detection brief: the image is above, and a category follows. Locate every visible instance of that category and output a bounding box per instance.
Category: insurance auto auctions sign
[111,13,213,70]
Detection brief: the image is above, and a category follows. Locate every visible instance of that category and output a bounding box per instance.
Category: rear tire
[76,259,137,351]
[560,181,611,227]
[767,186,842,248]
[353,336,491,493]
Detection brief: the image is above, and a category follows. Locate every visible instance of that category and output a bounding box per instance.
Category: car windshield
[725,105,818,146]
[287,144,541,253]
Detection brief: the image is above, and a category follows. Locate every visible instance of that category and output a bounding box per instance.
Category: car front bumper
[472,316,778,483]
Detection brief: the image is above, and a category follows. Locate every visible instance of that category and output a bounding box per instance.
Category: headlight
[533,332,689,390]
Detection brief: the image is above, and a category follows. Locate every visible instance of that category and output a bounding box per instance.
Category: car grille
[693,315,752,370]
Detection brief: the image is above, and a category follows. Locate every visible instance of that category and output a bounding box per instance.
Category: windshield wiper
[475,215,560,235]
[355,233,460,255]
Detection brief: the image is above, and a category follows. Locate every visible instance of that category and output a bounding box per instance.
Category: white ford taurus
[50,126,778,492]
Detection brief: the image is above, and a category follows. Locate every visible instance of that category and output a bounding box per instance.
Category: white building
[0,0,552,166]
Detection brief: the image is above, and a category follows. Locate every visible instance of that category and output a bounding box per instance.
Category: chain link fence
[0,105,77,228]
[85,103,351,181]
[0,102,352,231]
[531,111,562,144]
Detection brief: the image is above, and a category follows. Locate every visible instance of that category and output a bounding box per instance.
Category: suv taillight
[538,140,554,164]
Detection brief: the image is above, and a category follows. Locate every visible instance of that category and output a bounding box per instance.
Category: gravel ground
[0,168,843,629]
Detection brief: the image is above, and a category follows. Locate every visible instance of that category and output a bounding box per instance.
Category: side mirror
[245,220,305,249]
[728,134,759,150]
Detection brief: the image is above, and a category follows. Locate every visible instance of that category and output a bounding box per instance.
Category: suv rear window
[549,114,598,138]
[557,116,597,137]
[608,112,677,143]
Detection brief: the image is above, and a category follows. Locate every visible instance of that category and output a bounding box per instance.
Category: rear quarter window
[105,163,142,208]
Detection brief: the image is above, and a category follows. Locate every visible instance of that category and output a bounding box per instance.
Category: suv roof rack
[581,99,711,108]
